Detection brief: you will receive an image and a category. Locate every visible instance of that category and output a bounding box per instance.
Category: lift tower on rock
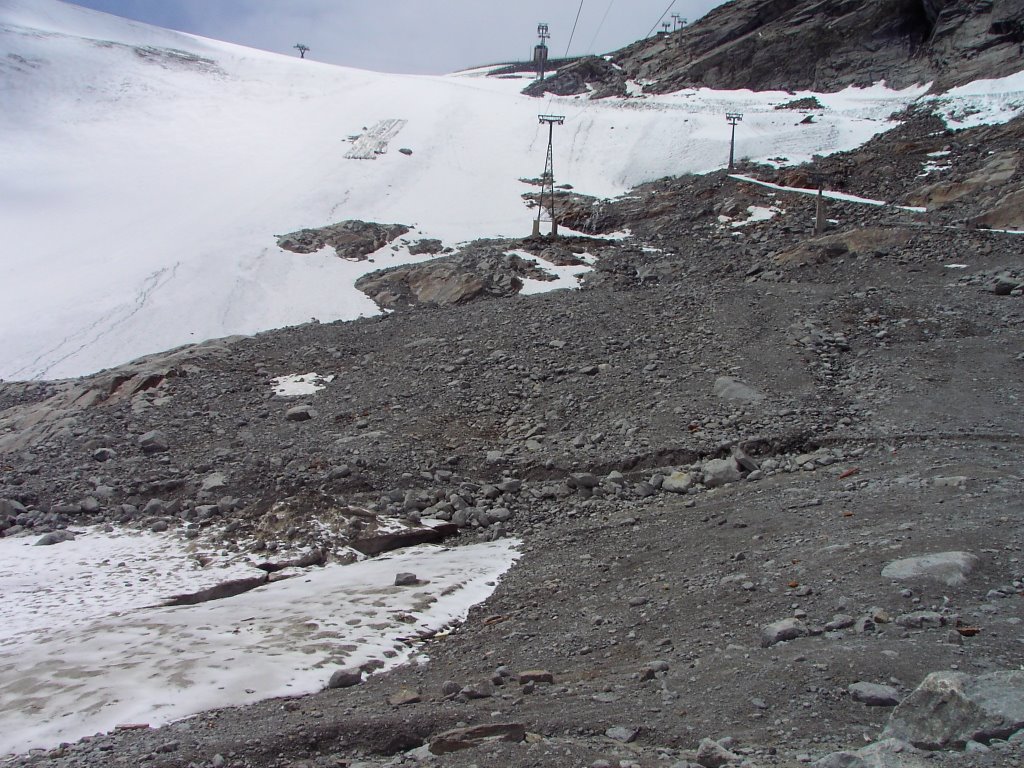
[534,23,550,81]
[533,114,565,238]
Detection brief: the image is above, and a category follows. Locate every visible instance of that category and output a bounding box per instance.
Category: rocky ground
[2,108,1024,768]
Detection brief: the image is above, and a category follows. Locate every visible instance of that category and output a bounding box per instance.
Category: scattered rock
[34,530,75,546]
[285,405,317,422]
[327,669,363,689]
[761,618,808,647]
[605,726,639,743]
[849,682,900,707]
[138,430,169,454]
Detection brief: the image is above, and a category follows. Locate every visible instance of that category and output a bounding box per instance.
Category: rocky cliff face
[542,0,1024,96]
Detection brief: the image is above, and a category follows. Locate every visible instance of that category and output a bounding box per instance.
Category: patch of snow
[0,526,260,639]
[0,538,519,756]
[730,174,927,213]
[625,80,646,97]
[731,205,782,227]
[931,69,1024,128]
[272,372,335,397]
[918,160,952,177]
[510,250,594,295]
[945,264,969,269]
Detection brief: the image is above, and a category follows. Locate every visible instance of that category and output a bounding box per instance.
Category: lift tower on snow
[533,114,565,238]
[726,112,744,169]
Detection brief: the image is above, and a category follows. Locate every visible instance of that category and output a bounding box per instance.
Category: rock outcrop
[602,0,1024,94]
[522,55,627,99]
[276,220,410,260]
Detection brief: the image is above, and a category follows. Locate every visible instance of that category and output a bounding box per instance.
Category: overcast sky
[65,1,727,74]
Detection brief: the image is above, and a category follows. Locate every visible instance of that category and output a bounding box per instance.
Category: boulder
[883,670,1024,749]
[703,458,742,488]
[761,618,808,647]
[138,430,169,454]
[34,530,76,546]
[814,738,930,768]
[327,668,363,689]
[661,471,694,494]
[696,737,742,767]
[285,405,317,422]
[881,552,979,587]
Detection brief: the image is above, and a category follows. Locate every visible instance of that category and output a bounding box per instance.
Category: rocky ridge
[520,0,1024,97]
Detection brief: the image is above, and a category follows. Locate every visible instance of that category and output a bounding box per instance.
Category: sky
[65,0,728,74]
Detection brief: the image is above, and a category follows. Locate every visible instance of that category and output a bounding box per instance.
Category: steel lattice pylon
[533,114,564,238]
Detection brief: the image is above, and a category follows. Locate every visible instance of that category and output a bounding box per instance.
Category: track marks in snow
[11,263,180,380]
[345,118,408,159]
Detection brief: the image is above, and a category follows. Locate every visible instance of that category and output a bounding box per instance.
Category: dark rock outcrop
[522,55,627,99]
[277,220,410,261]
[608,0,1024,93]
[355,246,556,310]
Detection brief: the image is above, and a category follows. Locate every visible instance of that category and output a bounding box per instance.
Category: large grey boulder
[662,471,694,494]
[883,670,1024,749]
[814,738,929,768]
[703,458,742,488]
[880,552,979,587]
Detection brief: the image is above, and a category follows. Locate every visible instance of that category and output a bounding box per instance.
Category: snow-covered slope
[0,0,1014,381]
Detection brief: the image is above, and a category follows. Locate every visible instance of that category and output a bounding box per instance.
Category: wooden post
[815,185,826,235]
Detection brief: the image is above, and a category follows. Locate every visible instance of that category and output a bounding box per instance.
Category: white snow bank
[0,537,519,755]
[931,69,1024,128]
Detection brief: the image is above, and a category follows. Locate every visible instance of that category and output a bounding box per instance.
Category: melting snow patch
[512,251,595,296]
[272,372,335,397]
[945,264,969,269]
[0,538,520,756]
[730,175,927,213]
[732,205,783,227]
[931,70,1024,129]
[918,160,952,177]
[0,527,260,639]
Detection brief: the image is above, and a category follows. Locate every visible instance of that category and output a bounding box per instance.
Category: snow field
[0,528,519,755]
[0,0,952,380]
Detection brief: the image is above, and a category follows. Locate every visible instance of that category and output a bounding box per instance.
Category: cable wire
[564,0,586,58]
[645,0,677,38]
[587,0,616,54]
